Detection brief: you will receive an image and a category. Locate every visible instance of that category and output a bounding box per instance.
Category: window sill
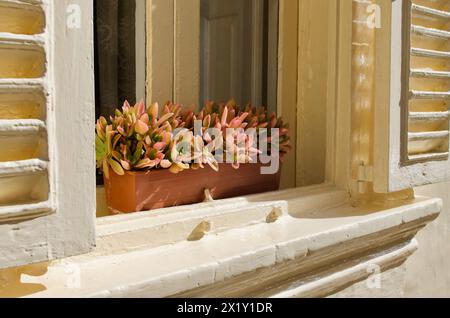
[22,184,441,298]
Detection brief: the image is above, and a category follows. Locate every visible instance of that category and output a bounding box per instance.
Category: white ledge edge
[24,194,441,298]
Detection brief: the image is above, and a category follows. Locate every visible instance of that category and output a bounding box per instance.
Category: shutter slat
[411,69,450,79]
[0,78,44,89]
[408,131,450,141]
[411,24,450,39]
[0,201,53,221]
[411,47,450,59]
[0,159,48,177]
[0,119,46,133]
[410,90,450,99]
[409,111,450,120]
[412,3,450,19]
[408,152,450,161]
[0,33,45,47]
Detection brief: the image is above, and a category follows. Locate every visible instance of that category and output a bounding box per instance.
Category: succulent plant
[96,100,172,178]
[96,99,291,178]
[197,100,292,160]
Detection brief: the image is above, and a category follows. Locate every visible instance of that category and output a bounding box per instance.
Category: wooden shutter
[0,0,50,221]
[374,0,450,192]
[0,0,95,269]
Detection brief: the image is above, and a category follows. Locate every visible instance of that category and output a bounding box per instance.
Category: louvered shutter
[407,1,450,162]
[374,0,450,192]
[0,0,51,220]
[0,0,95,270]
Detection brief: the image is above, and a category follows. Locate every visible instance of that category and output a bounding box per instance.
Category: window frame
[95,0,351,218]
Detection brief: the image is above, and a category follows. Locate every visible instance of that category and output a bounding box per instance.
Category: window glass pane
[94,0,147,119]
[200,0,279,112]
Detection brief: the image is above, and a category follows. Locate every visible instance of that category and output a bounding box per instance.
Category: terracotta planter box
[104,163,281,214]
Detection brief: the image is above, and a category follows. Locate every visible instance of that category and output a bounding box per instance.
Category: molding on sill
[176,219,427,298]
[23,187,441,298]
[270,239,418,298]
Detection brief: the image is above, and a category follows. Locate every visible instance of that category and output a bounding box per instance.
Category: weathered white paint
[271,240,419,298]
[0,159,47,177]
[15,187,440,298]
[411,69,450,79]
[0,0,96,270]
[411,47,450,58]
[411,24,450,39]
[95,184,347,251]
[411,2,450,18]
[0,118,45,133]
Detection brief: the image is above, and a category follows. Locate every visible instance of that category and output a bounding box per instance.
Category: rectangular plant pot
[103,163,281,214]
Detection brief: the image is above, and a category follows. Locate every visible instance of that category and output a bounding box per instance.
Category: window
[95,0,297,217]
[95,0,337,217]
[94,0,146,118]
[199,0,279,110]
[145,0,331,191]
[145,0,279,109]
[94,0,146,185]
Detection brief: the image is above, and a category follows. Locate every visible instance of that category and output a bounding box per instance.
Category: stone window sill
[22,184,441,298]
